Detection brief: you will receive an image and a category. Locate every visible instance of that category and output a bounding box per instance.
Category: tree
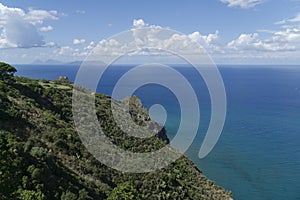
[0,131,22,199]
[107,182,138,200]
[60,191,77,200]
[16,189,45,200]
[78,189,92,200]
[0,62,17,82]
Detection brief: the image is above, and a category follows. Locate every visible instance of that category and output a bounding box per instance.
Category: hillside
[0,62,232,200]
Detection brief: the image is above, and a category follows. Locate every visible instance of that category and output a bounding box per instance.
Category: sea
[15,64,300,200]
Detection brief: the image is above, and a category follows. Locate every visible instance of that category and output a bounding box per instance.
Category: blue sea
[15,64,300,200]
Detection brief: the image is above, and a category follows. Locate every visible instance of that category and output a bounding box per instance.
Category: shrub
[107,182,138,200]
[0,62,16,83]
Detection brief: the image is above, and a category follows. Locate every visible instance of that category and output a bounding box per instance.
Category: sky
[0,0,300,64]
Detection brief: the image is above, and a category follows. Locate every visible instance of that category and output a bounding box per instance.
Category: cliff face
[0,63,232,199]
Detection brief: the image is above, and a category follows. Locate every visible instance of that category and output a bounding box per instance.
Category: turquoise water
[15,65,300,200]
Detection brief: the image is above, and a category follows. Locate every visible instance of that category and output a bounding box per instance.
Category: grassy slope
[0,74,232,200]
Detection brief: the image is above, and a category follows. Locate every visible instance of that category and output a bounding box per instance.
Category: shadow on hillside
[14,83,70,122]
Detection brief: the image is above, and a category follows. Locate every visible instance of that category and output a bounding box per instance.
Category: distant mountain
[30,60,104,66]
[31,59,63,65]
[65,60,83,65]
[65,61,106,66]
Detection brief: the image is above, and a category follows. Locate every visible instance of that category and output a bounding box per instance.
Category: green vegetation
[0,62,16,83]
[0,62,232,199]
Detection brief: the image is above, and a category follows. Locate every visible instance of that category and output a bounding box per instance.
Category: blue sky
[0,0,300,64]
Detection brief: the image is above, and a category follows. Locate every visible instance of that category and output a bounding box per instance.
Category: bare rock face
[116,96,170,143]
[56,76,70,83]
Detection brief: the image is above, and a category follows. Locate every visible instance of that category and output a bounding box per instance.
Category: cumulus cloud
[0,3,58,49]
[56,46,76,55]
[227,33,295,51]
[220,0,263,8]
[39,25,53,32]
[1,16,44,48]
[271,28,300,43]
[133,19,148,28]
[24,8,58,25]
[276,14,300,43]
[87,19,221,58]
[54,19,216,61]
[84,41,95,50]
[54,18,300,62]
[54,46,88,58]
[188,31,222,52]
[45,41,56,47]
[228,12,300,54]
[73,38,86,45]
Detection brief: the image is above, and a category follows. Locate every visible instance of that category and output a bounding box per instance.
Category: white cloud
[133,19,148,28]
[56,46,74,55]
[220,0,263,8]
[25,8,58,25]
[84,41,95,50]
[271,28,300,43]
[275,13,300,26]
[54,19,220,61]
[93,19,220,56]
[53,46,88,60]
[39,25,53,32]
[227,11,300,52]
[45,41,56,47]
[227,12,300,54]
[188,31,222,52]
[223,12,300,63]
[1,16,44,48]
[288,13,300,23]
[0,3,58,49]
[190,31,219,44]
[75,10,86,14]
[73,38,86,45]
[227,33,296,51]
[52,18,300,63]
